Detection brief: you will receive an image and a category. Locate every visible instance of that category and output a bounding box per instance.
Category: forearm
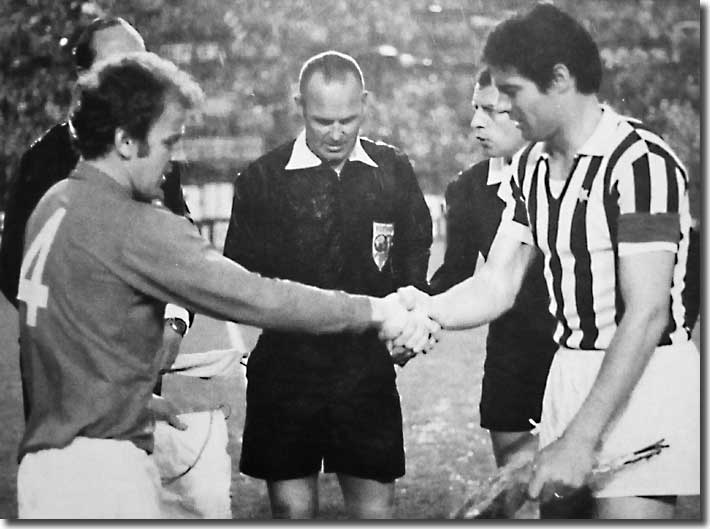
[430,265,516,329]
[563,306,669,448]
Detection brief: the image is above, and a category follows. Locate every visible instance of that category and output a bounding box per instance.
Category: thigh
[489,430,538,467]
[337,473,394,519]
[267,474,319,519]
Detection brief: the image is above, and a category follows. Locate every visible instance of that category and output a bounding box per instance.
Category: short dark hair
[475,68,493,89]
[482,3,602,94]
[298,50,365,95]
[71,52,203,159]
[72,17,128,72]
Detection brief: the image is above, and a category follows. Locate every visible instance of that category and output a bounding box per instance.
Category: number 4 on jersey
[18,208,67,326]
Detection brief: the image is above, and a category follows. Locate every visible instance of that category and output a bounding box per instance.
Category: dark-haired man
[17,51,431,518]
[399,3,699,519]
[223,50,433,519]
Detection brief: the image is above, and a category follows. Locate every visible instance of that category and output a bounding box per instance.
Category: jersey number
[18,208,67,326]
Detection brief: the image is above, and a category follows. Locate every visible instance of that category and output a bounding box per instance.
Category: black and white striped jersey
[499,105,692,350]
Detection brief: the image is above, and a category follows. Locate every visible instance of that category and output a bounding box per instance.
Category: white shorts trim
[538,340,700,498]
[18,437,163,518]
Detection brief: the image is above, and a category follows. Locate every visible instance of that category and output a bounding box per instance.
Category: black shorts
[479,341,555,432]
[239,376,405,483]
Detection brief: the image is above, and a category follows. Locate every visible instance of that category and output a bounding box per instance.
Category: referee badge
[372,222,394,271]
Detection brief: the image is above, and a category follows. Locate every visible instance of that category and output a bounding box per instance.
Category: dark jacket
[223,137,432,389]
[0,121,192,308]
[429,159,557,354]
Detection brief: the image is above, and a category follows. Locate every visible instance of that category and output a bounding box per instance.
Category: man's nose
[471,107,487,129]
[329,124,344,141]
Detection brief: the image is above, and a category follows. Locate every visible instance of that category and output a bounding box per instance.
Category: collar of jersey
[539,104,630,159]
[284,130,378,171]
[72,160,132,197]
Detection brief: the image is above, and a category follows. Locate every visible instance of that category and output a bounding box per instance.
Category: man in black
[223,50,432,519]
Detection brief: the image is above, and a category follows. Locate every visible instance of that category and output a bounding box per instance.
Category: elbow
[627,299,670,338]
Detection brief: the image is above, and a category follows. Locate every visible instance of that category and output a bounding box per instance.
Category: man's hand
[375,293,441,351]
[527,435,595,503]
[397,285,433,314]
[148,394,187,430]
[157,319,185,372]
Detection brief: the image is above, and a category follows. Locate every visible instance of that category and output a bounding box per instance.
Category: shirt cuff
[164,304,191,333]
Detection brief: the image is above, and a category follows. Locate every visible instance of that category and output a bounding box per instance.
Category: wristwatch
[165,317,188,337]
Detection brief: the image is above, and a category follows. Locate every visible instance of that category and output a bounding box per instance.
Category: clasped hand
[376,286,441,366]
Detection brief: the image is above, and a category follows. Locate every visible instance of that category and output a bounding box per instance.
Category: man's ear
[550,63,573,94]
[115,128,136,160]
[294,94,304,111]
[361,90,369,106]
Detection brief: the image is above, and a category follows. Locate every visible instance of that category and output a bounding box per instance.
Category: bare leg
[489,430,537,467]
[266,474,319,519]
[594,496,676,519]
[337,473,394,519]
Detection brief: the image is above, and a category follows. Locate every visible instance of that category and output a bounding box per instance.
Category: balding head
[73,17,145,72]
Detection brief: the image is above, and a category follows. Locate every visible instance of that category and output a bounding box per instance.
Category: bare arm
[430,229,536,329]
[528,250,675,498]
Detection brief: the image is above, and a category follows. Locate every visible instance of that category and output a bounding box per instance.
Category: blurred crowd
[0,0,700,219]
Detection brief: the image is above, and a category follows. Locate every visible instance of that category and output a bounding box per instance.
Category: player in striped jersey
[399,3,699,519]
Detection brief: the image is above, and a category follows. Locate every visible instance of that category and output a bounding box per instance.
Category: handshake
[373,286,440,367]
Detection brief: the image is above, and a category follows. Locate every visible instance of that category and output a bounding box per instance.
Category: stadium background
[0,0,701,519]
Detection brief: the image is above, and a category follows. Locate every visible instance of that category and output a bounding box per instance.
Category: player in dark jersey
[0,16,192,418]
[16,52,436,518]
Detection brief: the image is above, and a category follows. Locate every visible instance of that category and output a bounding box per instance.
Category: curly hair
[482,3,602,94]
[71,52,204,160]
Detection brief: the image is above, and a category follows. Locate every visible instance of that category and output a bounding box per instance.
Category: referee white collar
[284,130,378,171]
[486,156,514,186]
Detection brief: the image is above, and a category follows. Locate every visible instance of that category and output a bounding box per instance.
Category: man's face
[298,71,366,168]
[489,66,559,143]
[92,21,145,63]
[130,99,186,201]
[470,83,524,159]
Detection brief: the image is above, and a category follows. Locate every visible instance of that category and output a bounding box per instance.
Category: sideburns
[137,141,150,158]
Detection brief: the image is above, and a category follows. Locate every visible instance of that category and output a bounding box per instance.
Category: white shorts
[538,340,700,498]
[18,437,163,518]
[152,409,232,518]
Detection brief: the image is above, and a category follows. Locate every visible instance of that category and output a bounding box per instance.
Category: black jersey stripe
[632,153,652,213]
[543,158,573,347]
[528,157,546,246]
[647,142,681,212]
[572,156,602,349]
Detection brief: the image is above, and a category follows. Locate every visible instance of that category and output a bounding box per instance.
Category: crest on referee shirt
[372,222,394,271]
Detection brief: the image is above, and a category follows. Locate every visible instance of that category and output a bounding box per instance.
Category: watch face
[168,318,187,336]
